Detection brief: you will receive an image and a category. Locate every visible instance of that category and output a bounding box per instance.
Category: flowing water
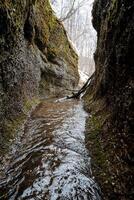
[0,98,101,200]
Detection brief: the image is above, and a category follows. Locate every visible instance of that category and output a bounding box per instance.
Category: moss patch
[84,94,134,199]
[85,113,113,196]
[0,97,40,156]
[34,0,78,68]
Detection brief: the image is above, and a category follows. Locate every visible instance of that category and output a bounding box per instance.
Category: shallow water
[0,98,101,200]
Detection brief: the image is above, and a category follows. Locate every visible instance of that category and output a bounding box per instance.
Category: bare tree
[59,0,89,21]
[50,0,96,77]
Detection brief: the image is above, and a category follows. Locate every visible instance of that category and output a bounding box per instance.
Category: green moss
[4,97,39,137]
[108,0,118,22]
[86,115,105,163]
[23,97,40,113]
[84,91,120,197]
[34,0,78,68]
[4,114,25,138]
[0,0,24,51]
[86,114,111,185]
[0,114,25,156]
[84,90,112,184]
[88,115,102,136]
[0,97,40,155]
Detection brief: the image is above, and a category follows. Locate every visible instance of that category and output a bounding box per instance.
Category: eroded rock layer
[0,0,79,142]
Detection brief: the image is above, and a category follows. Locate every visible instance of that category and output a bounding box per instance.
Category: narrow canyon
[0,0,133,199]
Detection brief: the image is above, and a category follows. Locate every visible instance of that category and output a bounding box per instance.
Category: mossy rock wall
[84,0,134,199]
[0,0,79,144]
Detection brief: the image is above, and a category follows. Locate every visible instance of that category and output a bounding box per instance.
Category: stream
[0,98,101,200]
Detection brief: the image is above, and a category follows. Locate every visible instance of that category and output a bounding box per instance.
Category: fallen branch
[65,88,79,92]
[66,73,94,99]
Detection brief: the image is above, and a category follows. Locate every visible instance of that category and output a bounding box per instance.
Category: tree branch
[66,73,94,99]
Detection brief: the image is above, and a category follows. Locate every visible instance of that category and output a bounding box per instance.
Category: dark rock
[84,0,134,199]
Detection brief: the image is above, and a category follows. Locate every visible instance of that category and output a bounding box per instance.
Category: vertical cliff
[0,0,79,149]
[84,0,134,199]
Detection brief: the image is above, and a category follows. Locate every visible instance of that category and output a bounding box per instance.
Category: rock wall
[0,0,79,146]
[84,0,134,199]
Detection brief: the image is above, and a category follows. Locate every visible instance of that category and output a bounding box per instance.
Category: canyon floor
[0,97,101,200]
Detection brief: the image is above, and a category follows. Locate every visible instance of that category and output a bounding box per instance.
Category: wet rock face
[85,0,134,199]
[92,0,134,98]
[0,0,79,135]
[92,0,134,153]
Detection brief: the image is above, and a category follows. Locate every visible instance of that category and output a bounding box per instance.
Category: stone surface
[0,0,79,142]
[84,0,134,199]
